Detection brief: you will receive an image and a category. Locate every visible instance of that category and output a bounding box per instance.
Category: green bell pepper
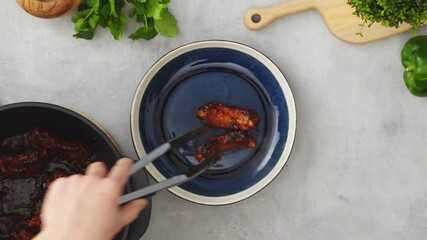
[401,36,427,97]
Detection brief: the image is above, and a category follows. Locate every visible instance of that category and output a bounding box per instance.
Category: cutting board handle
[244,0,317,30]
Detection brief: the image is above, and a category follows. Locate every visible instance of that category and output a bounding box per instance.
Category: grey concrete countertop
[2,1,427,239]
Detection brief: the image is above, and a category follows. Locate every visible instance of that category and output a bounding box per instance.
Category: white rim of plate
[131,40,296,205]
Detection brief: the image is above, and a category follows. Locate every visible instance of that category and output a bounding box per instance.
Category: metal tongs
[119,127,217,204]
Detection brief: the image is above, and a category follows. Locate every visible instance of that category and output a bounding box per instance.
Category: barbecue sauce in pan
[0,129,97,240]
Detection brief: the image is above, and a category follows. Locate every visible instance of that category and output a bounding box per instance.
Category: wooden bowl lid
[16,0,81,19]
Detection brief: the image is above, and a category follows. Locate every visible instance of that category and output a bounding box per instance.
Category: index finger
[108,158,134,187]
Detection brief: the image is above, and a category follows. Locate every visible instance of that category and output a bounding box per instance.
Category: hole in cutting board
[251,14,261,23]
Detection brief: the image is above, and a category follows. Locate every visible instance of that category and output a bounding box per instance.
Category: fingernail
[136,199,148,208]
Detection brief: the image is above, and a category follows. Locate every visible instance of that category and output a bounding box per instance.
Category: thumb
[119,199,148,227]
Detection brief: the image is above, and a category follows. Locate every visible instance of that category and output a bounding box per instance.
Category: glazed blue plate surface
[131,41,296,205]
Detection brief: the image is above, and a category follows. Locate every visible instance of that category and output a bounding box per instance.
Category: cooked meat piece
[195,131,257,162]
[0,132,32,153]
[9,226,35,240]
[0,152,47,179]
[1,128,93,165]
[49,141,93,164]
[28,129,93,164]
[1,128,95,174]
[197,102,259,131]
[26,212,41,229]
[32,129,94,169]
[0,129,56,153]
[26,128,57,150]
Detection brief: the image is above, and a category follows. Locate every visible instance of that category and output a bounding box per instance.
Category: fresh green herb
[348,0,427,35]
[72,0,178,41]
[108,0,127,40]
[127,0,178,40]
[71,0,126,40]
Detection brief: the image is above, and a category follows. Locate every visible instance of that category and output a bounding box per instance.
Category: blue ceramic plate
[131,41,296,205]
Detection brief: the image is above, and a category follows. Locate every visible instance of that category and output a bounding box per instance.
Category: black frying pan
[0,102,151,240]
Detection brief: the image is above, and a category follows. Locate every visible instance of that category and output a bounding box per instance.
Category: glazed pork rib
[195,131,256,162]
[0,128,95,174]
[197,102,259,131]
[0,152,47,179]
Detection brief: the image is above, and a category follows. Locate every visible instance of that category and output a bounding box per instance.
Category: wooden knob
[16,0,81,19]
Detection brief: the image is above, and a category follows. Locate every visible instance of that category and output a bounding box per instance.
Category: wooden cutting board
[244,0,413,44]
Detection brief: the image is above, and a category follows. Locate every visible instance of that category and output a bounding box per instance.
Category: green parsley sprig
[348,0,427,36]
[71,0,178,41]
[128,0,178,40]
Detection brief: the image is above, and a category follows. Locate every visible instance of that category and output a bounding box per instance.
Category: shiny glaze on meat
[195,131,257,162]
[0,152,46,179]
[197,102,259,131]
[0,129,97,240]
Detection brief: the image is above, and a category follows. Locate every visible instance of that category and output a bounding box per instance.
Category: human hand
[34,158,147,240]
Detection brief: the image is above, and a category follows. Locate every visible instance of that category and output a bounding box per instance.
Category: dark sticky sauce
[0,129,97,240]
